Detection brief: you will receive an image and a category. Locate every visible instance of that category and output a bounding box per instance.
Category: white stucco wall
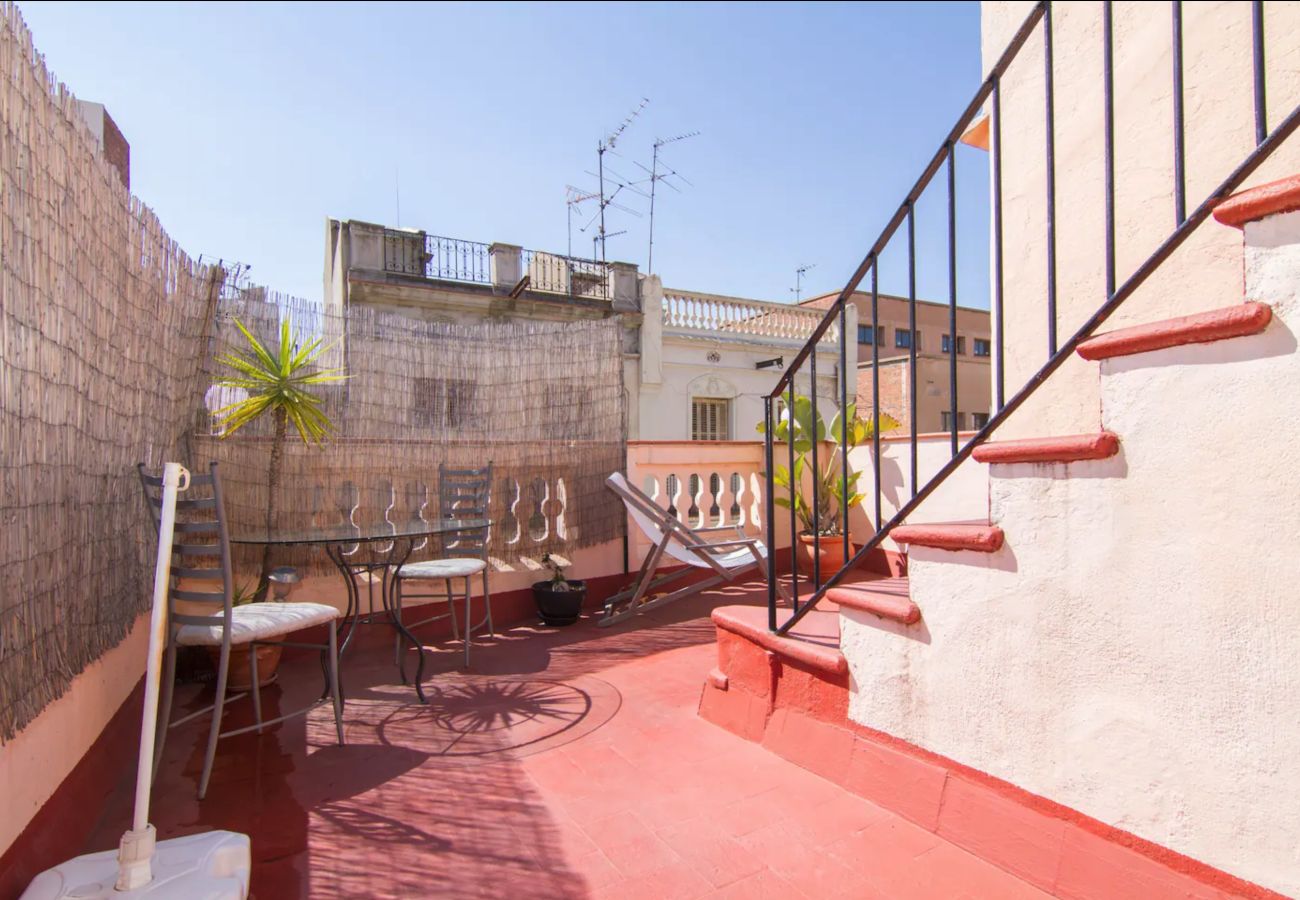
[845,433,989,541]
[841,209,1300,896]
[983,1,1300,440]
[639,335,840,442]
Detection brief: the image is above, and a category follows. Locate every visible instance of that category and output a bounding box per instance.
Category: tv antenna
[636,130,699,274]
[565,185,600,257]
[790,264,816,301]
[595,229,627,261]
[595,98,649,263]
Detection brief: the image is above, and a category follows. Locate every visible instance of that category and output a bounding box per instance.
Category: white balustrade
[661,291,838,343]
[625,439,784,568]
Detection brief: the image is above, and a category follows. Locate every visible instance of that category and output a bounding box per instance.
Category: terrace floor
[83,577,1047,899]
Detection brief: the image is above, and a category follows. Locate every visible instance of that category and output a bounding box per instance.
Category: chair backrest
[137,461,233,629]
[439,462,492,559]
[606,472,710,568]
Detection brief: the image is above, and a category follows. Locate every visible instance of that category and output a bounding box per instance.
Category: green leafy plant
[214,316,345,601]
[231,582,258,607]
[758,394,900,536]
[540,553,573,592]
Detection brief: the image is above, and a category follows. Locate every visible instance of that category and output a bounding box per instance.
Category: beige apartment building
[800,291,992,433]
[323,219,844,442]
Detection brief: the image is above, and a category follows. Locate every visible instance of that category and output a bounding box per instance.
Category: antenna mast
[597,98,649,262]
[791,264,816,302]
[641,130,699,275]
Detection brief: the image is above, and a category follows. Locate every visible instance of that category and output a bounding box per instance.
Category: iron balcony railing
[764,0,1300,635]
[383,231,491,284]
[381,230,612,302]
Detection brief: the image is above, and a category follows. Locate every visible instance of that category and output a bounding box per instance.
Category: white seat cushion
[397,558,487,579]
[175,602,340,647]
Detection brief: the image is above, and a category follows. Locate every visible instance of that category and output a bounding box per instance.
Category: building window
[941,334,966,354]
[940,410,961,432]
[972,412,990,429]
[895,329,920,350]
[412,377,476,429]
[973,338,991,357]
[691,398,731,441]
[857,325,884,345]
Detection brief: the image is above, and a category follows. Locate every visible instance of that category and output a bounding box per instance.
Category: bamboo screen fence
[192,296,627,578]
[0,6,220,739]
[0,3,626,740]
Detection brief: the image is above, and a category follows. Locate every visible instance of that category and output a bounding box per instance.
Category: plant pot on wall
[533,580,587,626]
[797,533,856,575]
[209,643,283,691]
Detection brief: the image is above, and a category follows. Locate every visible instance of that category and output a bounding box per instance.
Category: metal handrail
[764,0,1297,635]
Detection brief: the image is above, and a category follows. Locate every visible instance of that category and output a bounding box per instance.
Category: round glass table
[231,519,490,703]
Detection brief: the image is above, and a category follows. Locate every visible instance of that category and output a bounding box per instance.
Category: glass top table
[231,519,492,703]
[230,519,489,547]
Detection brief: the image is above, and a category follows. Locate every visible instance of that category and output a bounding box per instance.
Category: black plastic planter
[532,580,586,626]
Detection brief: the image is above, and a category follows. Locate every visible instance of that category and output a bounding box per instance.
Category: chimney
[74,100,130,189]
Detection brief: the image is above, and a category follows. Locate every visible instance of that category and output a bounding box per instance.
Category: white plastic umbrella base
[21,831,251,900]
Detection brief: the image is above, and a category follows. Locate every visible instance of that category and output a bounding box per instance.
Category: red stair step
[711,605,846,677]
[972,432,1119,465]
[890,523,1004,553]
[1077,302,1271,361]
[826,576,919,625]
[1212,173,1300,228]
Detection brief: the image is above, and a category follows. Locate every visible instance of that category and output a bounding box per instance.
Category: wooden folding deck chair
[602,472,791,627]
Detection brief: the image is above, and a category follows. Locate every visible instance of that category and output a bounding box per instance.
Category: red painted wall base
[0,682,145,900]
[698,620,1286,900]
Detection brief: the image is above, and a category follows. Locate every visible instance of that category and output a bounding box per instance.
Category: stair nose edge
[1212,173,1300,229]
[890,524,1004,553]
[712,606,847,677]
[972,432,1120,465]
[828,584,920,625]
[1076,302,1272,361]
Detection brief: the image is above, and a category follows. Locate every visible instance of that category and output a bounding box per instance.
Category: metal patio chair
[602,471,791,626]
[138,462,344,800]
[393,462,493,671]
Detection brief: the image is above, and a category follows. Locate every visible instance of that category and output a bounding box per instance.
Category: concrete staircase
[700,176,1300,900]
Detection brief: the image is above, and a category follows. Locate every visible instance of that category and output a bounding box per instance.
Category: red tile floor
[84,577,1048,899]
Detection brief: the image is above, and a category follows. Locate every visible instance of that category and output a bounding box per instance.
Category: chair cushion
[175,602,340,647]
[397,558,487,579]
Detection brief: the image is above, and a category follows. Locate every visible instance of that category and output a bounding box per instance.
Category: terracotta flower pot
[797,532,856,575]
[209,642,282,691]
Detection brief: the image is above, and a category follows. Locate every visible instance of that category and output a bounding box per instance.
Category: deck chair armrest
[693,524,743,534]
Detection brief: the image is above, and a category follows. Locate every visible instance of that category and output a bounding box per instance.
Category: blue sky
[20,1,988,307]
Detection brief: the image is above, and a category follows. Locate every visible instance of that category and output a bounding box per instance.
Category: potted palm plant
[759,395,899,574]
[211,316,343,684]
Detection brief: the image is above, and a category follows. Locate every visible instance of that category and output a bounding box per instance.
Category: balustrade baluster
[501,476,522,545]
[707,472,723,526]
[552,477,568,542]
[687,473,703,528]
[528,477,549,542]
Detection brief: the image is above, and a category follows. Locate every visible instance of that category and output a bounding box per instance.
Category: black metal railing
[764,0,1299,635]
[522,249,611,301]
[383,231,491,284]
